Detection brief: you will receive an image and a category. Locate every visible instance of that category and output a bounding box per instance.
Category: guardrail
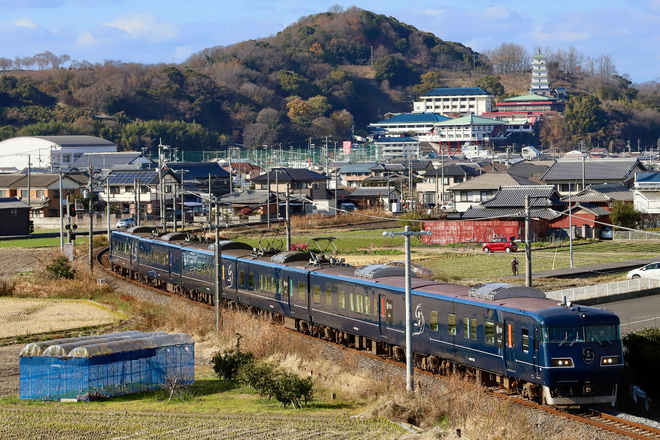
[546,278,660,303]
[613,231,660,240]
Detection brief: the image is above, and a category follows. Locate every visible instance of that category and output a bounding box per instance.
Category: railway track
[95,246,656,439]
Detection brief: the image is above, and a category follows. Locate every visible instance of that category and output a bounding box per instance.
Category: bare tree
[483,43,529,75]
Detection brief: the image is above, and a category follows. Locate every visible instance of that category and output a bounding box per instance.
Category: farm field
[0,297,125,339]
[0,406,407,439]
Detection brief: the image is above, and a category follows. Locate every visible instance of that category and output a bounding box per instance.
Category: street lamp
[383,226,432,392]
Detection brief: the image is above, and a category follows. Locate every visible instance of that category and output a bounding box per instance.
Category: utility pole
[106,175,111,241]
[88,165,94,272]
[525,195,532,287]
[214,216,222,333]
[383,226,432,392]
[59,168,64,251]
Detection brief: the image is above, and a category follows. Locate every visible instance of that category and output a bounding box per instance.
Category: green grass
[0,236,88,248]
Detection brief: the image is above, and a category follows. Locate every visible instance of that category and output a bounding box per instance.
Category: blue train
[109,227,624,407]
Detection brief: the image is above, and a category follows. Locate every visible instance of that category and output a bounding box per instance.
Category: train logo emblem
[414,303,424,335]
[582,347,595,364]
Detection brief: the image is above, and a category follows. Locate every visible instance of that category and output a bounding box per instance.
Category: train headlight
[600,356,620,366]
[550,358,574,367]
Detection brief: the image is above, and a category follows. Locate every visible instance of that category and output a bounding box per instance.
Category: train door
[533,327,541,379]
[378,293,394,338]
[504,321,517,374]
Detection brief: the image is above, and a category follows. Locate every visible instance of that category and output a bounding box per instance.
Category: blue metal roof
[372,113,451,124]
[422,87,491,97]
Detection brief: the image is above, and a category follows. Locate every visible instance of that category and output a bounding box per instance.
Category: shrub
[237,360,314,408]
[44,256,76,280]
[623,327,660,403]
[212,334,254,381]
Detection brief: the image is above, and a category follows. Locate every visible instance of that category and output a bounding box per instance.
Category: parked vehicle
[116,218,135,228]
[339,202,356,212]
[627,262,660,279]
[482,236,518,253]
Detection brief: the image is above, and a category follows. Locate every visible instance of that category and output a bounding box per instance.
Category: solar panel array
[108,171,158,185]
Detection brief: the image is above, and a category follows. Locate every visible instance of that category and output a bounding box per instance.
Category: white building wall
[0,137,117,170]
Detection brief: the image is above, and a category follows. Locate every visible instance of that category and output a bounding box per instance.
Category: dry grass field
[0,297,125,339]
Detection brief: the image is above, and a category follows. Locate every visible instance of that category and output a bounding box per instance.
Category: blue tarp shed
[19,331,194,401]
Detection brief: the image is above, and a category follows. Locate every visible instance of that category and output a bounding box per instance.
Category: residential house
[251,167,329,215]
[633,172,660,215]
[0,197,31,236]
[417,164,482,207]
[100,167,180,221]
[450,172,539,213]
[8,173,81,218]
[350,187,401,211]
[337,162,377,188]
[541,158,645,195]
[462,185,565,241]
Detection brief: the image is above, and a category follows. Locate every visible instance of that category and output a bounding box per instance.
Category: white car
[627,262,660,279]
[116,218,135,228]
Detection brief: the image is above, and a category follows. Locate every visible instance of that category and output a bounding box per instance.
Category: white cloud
[76,31,96,48]
[14,17,37,29]
[102,13,178,42]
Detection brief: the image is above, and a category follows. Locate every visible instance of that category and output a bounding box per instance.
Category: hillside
[1,7,660,154]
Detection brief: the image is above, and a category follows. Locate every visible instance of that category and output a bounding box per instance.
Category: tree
[473,75,504,97]
[564,95,606,136]
[484,43,529,75]
[412,71,443,98]
[610,201,641,229]
[286,98,312,124]
[373,54,416,87]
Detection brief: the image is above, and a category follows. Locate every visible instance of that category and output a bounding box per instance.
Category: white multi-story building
[375,137,420,160]
[412,87,493,116]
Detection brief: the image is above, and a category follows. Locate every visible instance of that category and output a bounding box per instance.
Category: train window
[507,324,514,347]
[298,282,306,300]
[288,279,293,297]
[356,294,364,314]
[313,285,321,304]
[374,298,378,317]
[430,311,438,332]
[364,295,370,315]
[448,313,456,335]
[325,288,332,306]
[271,277,277,294]
[349,292,355,312]
[239,270,245,287]
[542,326,584,344]
[338,291,346,309]
[465,318,477,340]
[485,321,495,344]
[384,299,393,324]
[584,325,620,343]
[248,272,254,289]
[522,329,529,353]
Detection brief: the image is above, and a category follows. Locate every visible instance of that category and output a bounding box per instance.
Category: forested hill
[0,7,488,153]
[1,6,660,154]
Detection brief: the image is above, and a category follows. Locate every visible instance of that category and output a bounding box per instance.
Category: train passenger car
[108,230,623,407]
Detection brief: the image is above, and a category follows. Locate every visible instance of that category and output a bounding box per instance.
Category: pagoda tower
[530,51,552,96]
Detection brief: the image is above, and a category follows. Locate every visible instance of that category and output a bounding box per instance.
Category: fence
[546,278,660,303]
[613,231,660,240]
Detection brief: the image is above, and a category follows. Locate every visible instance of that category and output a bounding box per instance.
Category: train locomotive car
[109,229,624,407]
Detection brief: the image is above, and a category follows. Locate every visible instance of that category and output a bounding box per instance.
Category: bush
[44,256,76,280]
[212,334,254,381]
[237,360,314,408]
[623,327,660,403]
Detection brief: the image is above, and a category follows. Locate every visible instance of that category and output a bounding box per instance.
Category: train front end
[538,304,623,407]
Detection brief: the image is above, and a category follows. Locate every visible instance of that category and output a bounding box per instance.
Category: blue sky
[0,0,659,84]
